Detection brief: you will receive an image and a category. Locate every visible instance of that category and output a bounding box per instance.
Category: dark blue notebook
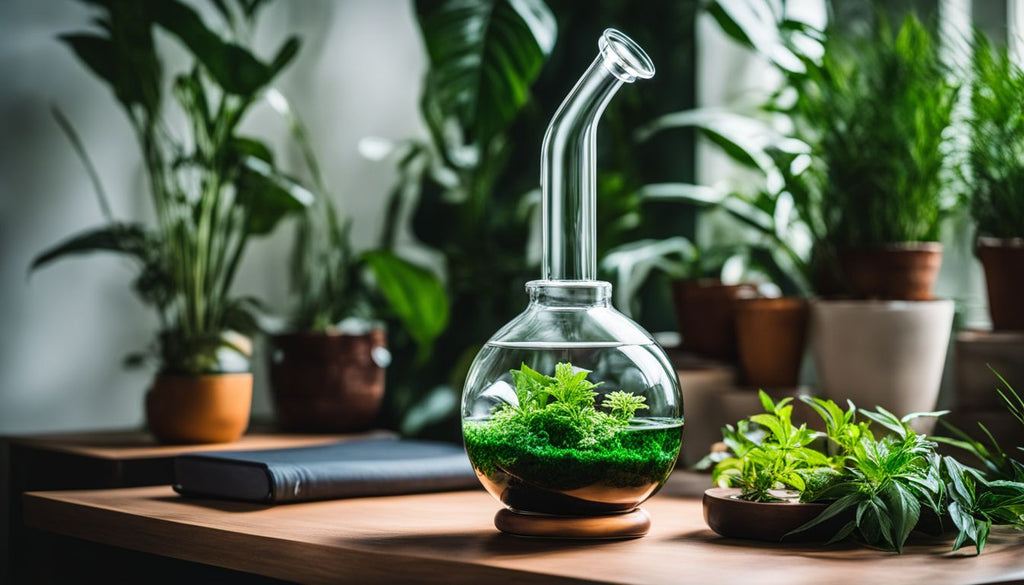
[173,437,479,503]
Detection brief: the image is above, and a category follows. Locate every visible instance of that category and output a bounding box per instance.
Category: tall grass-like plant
[32,0,309,375]
[968,35,1024,239]
[806,15,958,249]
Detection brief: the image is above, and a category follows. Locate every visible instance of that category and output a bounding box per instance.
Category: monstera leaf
[415,0,556,152]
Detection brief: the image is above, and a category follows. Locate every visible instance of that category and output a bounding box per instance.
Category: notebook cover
[173,437,479,503]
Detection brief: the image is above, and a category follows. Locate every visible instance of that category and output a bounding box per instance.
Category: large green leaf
[31,223,153,271]
[415,0,556,148]
[363,250,449,363]
[61,1,161,112]
[151,0,297,96]
[235,157,314,235]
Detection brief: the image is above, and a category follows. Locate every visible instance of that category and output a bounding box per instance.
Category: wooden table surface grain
[22,473,1024,585]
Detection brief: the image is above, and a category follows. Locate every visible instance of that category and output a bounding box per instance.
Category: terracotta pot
[976,237,1024,330]
[146,373,252,444]
[703,488,843,542]
[839,242,943,300]
[734,297,808,388]
[269,330,387,432]
[671,280,757,360]
[810,300,953,432]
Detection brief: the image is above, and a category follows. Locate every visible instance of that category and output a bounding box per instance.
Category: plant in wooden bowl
[967,34,1024,330]
[704,388,1024,554]
[32,0,308,443]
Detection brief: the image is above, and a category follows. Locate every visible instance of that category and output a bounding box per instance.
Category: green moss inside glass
[463,363,682,515]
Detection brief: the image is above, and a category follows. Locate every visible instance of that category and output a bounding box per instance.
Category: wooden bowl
[703,488,838,542]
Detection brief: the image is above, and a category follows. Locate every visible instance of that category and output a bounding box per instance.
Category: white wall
[0,0,426,434]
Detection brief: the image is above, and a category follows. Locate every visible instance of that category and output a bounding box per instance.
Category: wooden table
[23,473,1024,585]
[3,429,376,583]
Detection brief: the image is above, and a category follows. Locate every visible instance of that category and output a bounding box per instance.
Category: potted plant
[967,34,1024,330]
[601,235,757,361]
[704,390,1024,554]
[32,1,308,443]
[628,140,815,387]
[265,97,449,432]
[638,5,958,416]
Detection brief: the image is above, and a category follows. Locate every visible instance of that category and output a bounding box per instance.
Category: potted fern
[703,389,1024,554]
[968,34,1024,331]
[266,98,449,432]
[32,0,308,443]
[809,17,958,301]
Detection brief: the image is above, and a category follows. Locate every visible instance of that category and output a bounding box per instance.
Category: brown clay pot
[976,237,1024,331]
[838,242,942,300]
[145,373,252,444]
[269,330,386,432]
[734,297,808,388]
[671,280,757,360]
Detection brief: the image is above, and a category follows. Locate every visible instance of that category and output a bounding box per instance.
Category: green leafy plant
[710,391,831,502]
[497,362,644,447]
[967,33,1024,239]
[32,0,309,375]
[267,93,448,360]
[632,4,960,296]
[463,362,681,505]
[710,385,1024,554]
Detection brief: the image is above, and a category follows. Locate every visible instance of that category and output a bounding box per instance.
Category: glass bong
[461,29,683,539]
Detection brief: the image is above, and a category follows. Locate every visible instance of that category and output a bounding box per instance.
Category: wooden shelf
[23,473,1024,585]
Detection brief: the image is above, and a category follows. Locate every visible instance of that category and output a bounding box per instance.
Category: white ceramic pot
[810,300,954,420]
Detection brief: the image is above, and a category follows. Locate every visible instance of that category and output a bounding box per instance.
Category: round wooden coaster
[494,508,651,539]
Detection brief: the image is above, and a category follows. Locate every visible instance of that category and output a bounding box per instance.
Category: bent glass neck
[540,29,655,281]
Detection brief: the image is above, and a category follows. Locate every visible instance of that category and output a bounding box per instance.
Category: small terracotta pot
[671,280,757,360]
[734,297,808,388]
[976,237,1024,331]
[838,242,943,301]
[269,330,386,432]
[145,373,252,444]
[703,488,843,542]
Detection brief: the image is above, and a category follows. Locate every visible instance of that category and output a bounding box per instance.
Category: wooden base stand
[494,508,651,539]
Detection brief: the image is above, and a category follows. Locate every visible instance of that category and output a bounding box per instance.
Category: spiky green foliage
[968,33,1024,239]
[799,14,958,248]
[711,391,831,502]
[711,384,1024,555]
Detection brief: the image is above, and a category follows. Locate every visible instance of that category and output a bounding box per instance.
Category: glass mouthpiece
[599,29,656,83]
[541,29,655,281]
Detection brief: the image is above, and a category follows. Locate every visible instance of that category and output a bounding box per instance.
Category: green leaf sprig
[711,383,1024,555]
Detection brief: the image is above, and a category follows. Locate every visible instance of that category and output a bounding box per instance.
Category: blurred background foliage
[377,0,701,438]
